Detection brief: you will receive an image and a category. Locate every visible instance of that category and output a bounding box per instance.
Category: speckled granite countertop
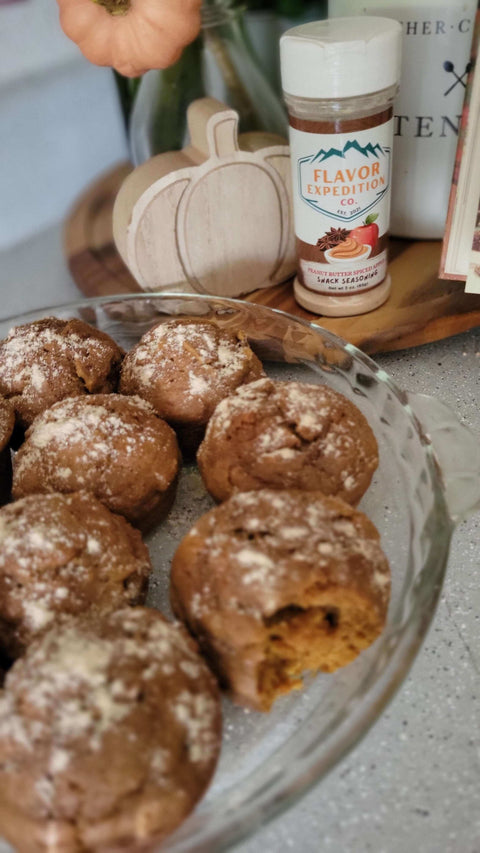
[0,226,478,853]
[238,328,480,853]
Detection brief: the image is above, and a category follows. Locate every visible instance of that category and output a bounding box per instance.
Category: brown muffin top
[0,608,221,834]
[12,394,180,524]
[171,489,390,710]
[0,318,124,429]
[0,396,14,452]
[0,492,151,659]
[173,489,390,621]
[197,378,379,505]
[120,319,265,426]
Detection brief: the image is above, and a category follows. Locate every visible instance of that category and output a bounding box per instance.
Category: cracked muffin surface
[120,319,265,455]
[12,394,180,529]
[0,491,152,661]
[0,607,221,852]
[171,489,390,711]
[0,317,124,432]
[197,378,379,505]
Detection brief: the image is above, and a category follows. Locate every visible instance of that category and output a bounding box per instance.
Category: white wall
[0,0,129,250]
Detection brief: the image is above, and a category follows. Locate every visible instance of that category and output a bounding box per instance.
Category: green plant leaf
[275,0,308,15]
[365,213,379,225]
[244,0,276,8]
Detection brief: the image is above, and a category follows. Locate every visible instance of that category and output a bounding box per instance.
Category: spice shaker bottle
[280,17,402,317]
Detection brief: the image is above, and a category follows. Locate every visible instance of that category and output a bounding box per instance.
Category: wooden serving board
[64,162,480,355]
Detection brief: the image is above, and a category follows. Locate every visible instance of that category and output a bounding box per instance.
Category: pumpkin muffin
[119,319,265,455]
[12,394,180,530]
[0,491,152,661]
[0,396,14,506]
[171,489,390,711]
[0,607,221,853]
[197,378,379,505]
[0,317,124,434]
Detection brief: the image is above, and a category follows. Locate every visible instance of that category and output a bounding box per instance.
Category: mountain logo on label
[311,140,386,162]
[298,140,391,223]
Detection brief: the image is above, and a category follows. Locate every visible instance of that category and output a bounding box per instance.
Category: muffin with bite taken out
[171,488,390,711]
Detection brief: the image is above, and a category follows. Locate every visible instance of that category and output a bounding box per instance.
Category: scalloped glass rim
[0,293,454,853]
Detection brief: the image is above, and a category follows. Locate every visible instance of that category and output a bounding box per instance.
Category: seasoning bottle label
[289,117,393,295]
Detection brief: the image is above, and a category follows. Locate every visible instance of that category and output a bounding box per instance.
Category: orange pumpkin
[56,0,202,78]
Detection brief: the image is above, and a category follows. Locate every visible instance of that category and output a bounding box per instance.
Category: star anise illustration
[316,227,350,250]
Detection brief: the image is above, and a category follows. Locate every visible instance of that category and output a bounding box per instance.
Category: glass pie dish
[0,292,478,853]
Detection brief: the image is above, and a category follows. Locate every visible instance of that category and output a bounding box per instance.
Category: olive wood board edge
[64,162,480,355]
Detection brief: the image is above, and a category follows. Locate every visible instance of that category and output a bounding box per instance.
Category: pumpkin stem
[91,0,130,15]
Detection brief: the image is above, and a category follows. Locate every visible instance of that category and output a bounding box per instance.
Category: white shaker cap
[280,17,402,99]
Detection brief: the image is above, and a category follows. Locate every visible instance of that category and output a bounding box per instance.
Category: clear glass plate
[0,293,478,853]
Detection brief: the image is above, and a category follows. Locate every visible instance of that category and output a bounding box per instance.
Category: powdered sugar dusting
[174,690,219,764]
[0,609,220,789]
[0,318,122,426]
[0,492,151,653]
[236,548,275,587]
[200,378,379,502]
[189,375,209,396]
[120,320,265,412]
[21,599,54,631]
[13,394,178,508]
[191,489,390,617]
[29,404,137,452]
[29,363,46,391]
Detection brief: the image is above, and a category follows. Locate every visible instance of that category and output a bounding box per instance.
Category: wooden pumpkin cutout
[113,98,295,297]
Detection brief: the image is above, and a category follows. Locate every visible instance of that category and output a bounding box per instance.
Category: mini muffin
[0,492,152,661]
[12,394,180,530]
[171,489,390,712]
[0,396,14,505]
[0,607,221,852]
[0,317,124,433]
[197,378,379,505]
[119,319,265,455]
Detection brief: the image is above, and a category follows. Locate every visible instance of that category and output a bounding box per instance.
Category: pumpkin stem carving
[189,99,239,159]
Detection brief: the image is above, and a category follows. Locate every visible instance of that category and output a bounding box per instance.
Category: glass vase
[128,0,289,165]
[244,1,327,96]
